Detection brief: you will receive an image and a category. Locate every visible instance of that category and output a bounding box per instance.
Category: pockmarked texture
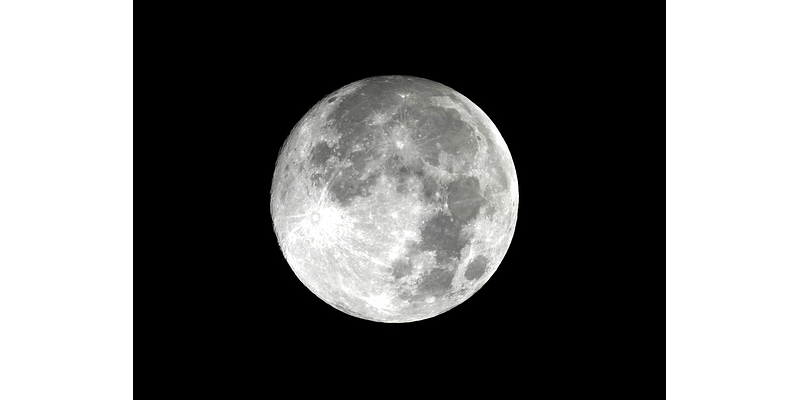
[271,76,518,323]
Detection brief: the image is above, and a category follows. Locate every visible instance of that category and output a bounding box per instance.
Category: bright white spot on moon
[388,246,403,260]
[395,140,404,149]
[366,293,394,311]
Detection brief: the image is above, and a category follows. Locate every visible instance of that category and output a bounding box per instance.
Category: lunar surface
[271,76,518,323]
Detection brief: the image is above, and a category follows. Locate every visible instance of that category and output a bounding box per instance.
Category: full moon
[271,76,518,323]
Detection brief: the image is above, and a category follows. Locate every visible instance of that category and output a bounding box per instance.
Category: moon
[271,76,518,323]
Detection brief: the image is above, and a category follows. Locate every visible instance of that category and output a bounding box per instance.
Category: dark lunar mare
[391,258,413,279]
[408,174,485,298]
[420,175,439,202]
[398,176,487,300]
[417,213,467,265]
[402,213,469,300]
[415,105,479,166]
[413,268,457,299]
[446,176,484,223]
[310,142,334,167]
[464,255,489,281]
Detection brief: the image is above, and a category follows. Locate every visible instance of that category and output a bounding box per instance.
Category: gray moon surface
[271,76,518,323]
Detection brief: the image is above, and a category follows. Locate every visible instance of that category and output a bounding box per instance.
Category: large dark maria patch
[447,175,484,223]
[417,213,468,265]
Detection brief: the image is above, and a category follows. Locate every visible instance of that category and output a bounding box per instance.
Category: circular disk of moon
[271,75,518,323]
